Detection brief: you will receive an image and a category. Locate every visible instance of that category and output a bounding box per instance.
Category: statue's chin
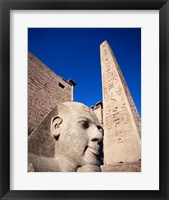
[77,164,101,172]
[83,148,101,166]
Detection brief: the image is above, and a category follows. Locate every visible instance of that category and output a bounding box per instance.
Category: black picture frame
[0,0,169,199]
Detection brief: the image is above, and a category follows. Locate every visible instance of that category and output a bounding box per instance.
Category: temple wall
[91,102,103,126]
[28,52,72,135]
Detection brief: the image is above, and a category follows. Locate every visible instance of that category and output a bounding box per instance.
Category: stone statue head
[28,102,103,172]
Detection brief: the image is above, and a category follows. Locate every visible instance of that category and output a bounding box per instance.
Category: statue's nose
[89,125,103,144]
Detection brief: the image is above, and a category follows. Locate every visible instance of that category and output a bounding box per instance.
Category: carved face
[51,102,103,171]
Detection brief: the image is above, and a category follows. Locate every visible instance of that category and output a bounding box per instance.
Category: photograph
[1,0,168,198]
[28,28,141,172]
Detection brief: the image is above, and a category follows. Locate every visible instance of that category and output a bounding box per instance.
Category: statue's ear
[50,116,63,140]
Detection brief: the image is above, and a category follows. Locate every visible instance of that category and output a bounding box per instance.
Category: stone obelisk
[100,41,141,165]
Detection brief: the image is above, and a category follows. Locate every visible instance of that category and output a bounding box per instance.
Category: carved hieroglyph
[100,41,141,164]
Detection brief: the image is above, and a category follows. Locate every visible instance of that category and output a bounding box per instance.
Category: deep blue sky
[28,28,141,116]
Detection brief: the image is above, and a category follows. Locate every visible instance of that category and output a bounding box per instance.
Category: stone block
[101,161,141,172]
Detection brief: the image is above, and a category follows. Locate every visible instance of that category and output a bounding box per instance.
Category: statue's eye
[79,121,89,129]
